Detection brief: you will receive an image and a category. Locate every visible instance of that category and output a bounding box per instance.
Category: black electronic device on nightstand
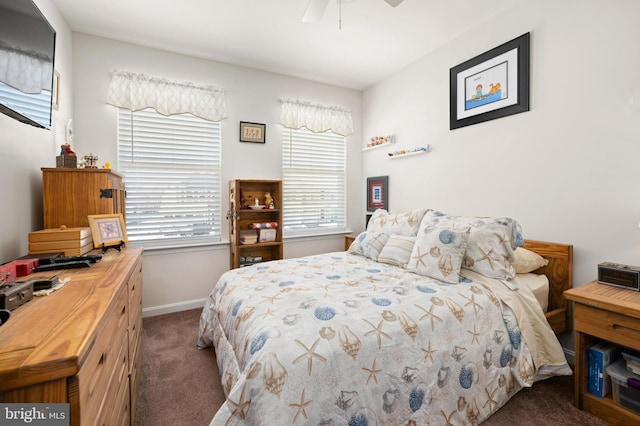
[598,262,640,291]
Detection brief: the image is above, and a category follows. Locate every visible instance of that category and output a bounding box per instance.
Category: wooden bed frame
[523,240,573,335]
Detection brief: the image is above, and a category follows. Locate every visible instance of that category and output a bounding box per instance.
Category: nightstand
[344,234,357,251]
[564,281,640,425]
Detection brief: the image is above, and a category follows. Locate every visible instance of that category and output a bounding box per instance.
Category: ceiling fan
[302,0,405,24]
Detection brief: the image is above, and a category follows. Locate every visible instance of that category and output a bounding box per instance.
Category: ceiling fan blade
[302,0,330,23]
[384,0,404,7]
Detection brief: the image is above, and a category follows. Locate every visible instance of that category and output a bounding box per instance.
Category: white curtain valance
[0,42,53,94]
[279,99,353,136]
[107,70,227,122]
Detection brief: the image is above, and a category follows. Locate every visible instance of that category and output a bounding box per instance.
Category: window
[117,108,222,248]
[0,82,51,128]
[282,127,346,236]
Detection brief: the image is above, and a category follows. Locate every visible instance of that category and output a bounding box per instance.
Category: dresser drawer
[128,256,142,370]
[72,285,128,424]
[129,312,142,369]
[102,336,130,426]
[127,256,142,308]
[575,303,640,349]
[129,335,143,422]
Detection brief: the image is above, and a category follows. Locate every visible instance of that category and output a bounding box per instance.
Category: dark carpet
[135,309,609,425]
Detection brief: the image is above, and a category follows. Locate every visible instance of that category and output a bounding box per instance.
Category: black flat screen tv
[0,0,56,129]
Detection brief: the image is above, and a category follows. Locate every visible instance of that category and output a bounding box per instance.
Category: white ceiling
[50,0,519,90]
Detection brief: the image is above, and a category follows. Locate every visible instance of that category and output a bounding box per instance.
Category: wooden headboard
[522,239,573,335]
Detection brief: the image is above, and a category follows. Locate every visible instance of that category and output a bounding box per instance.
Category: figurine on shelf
[60,143,75,156]
[264,192,273,209]
[56,143,77,168]
[80,153,98,168]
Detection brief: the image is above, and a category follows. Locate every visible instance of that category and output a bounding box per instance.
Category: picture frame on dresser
[88,213,128,247]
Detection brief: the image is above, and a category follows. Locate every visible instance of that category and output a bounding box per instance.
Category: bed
[198,209,573,425]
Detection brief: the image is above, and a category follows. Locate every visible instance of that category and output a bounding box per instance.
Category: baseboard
[142,298,207,318]
[564,347,575,366]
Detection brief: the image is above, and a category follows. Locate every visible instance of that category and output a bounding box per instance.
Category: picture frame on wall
[52,70,60,111]
[366,176,388,212]
[449,32,530,130]
[239,121,266,143]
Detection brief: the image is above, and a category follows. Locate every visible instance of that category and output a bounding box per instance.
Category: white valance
[0,43,53,94]
[279,99,353,136]
[107,70,227,122]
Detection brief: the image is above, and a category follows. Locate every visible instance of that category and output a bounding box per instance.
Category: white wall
[362,0,640,347]
[0,0,73,263]
[71,34,362,315]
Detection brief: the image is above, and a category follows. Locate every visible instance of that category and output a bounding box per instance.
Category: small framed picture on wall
[239,121,266,143]
[366,176,388,212]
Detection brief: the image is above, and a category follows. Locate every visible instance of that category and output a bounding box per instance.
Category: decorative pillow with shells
[347,231,389,261]
[406,224,470,283]
[366,208,429,237]
[418,211,523,280]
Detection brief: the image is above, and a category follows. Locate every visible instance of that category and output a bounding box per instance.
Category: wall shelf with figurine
[228,179,283,269]
[362,135,394,152]
[388,146,429,159]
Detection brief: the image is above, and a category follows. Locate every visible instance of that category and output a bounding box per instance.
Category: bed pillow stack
[414,210,523,280]
[348,208,427,263]
[349,208,526,284]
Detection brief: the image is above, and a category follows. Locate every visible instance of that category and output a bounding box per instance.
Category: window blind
[117,108,222,247]
[0,82,51,127]
[282,127,346,235]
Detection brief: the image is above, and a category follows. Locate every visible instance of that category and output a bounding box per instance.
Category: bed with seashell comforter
[197,209,573,425]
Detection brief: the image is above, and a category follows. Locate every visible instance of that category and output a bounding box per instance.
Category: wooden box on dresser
[42,167,126,229]
[228,179,283,269]
[564,281,640,426]
[0,247,143,426]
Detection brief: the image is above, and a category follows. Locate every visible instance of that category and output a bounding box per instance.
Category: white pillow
[512,247,549,273]
[348,231,389,261]
[366,208,429,237]
[407,225,470,284]
[377,235,416,267]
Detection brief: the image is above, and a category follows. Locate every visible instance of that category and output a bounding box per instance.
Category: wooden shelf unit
[42,168,126,229]
[564,281,640,425]
[228,179,283,269]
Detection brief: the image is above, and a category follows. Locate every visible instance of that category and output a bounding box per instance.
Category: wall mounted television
[0,0,56,129]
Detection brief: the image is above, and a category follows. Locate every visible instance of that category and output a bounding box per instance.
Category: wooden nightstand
[344,234,357,251]
[564,281,640,425]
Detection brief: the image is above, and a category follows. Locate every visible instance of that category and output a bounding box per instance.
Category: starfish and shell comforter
[197,251,571,425]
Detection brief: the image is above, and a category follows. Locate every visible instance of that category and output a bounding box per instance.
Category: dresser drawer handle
[88,351,108,397]
[612,323,640,334]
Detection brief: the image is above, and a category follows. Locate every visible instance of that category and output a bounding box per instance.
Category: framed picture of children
[450,32,529,129]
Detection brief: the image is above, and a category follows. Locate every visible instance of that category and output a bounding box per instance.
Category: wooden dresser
[42,168,126,229]
[0,248,143,426]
